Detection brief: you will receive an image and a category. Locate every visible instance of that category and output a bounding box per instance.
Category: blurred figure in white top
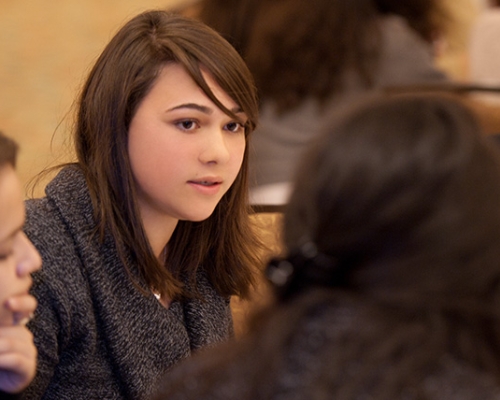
[469,0,500,103]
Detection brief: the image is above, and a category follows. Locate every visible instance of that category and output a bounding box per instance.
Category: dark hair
[197,0,447,113]
[285,94,500,286]
[0,132,18,168]
[74,10,261,300]
[276,94,500,394]
[374,0,446,42]
[154,94,500,399]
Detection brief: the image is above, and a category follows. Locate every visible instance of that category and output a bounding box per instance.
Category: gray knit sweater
[21,167,233,400]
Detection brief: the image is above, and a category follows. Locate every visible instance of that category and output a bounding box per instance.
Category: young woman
[22,10,262,400]
[0,132,41,399]
[154,94,500,399]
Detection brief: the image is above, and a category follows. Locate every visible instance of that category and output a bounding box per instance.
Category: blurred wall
[437,0,481,78]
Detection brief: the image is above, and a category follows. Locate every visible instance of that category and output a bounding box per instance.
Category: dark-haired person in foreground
[154,94,500,399]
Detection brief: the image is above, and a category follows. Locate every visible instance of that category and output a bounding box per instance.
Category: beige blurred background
[0,0,483,198]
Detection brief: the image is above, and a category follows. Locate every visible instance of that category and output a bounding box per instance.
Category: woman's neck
[139,210,179,259]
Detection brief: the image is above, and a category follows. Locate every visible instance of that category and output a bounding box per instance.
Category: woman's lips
[187,178,223,194]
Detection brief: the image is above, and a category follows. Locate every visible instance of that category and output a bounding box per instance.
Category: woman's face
[0,165,41,326]
[128,63,246,246]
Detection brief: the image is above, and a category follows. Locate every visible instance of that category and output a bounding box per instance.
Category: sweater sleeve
[20,198,74,399]
[21,271,64,399]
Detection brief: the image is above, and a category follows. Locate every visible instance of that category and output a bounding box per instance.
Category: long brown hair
[74,10,261,300]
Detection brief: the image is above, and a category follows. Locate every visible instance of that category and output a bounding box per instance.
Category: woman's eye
[0,250,12,261]
[225,121,245,133]
[176,120,198,131]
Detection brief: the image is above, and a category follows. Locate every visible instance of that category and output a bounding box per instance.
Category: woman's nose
[198,129,231,165]
[16,232,42,276]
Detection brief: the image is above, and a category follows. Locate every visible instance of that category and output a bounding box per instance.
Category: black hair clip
[266,242,338,301]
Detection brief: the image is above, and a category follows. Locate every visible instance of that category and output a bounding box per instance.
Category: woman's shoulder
[24,196,74,258]
[25,195,88,298]
[24,166,94,251]
[24,196,78,257]
[23,168,94,290]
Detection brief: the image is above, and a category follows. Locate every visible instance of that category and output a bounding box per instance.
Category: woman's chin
[181,207,218,223]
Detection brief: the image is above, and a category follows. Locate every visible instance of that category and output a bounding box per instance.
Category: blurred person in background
[193,0,451,205]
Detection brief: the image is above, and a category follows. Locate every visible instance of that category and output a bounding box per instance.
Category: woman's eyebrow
[167,103,243,115]
[168,103,212,114]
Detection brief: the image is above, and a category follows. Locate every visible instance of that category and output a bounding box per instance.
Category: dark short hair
[0,131,18,168]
